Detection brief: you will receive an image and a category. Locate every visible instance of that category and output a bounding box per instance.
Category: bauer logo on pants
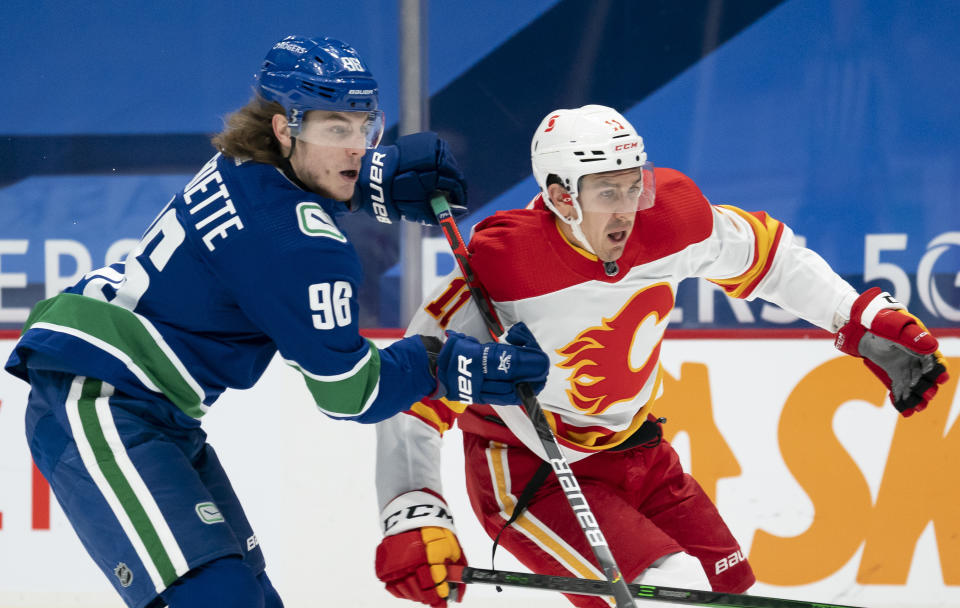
[715,550,746,575]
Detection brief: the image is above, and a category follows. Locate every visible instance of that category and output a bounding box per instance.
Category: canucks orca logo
[114,562,133,587]
[297,202,347,242]
[917,232,960,322]
[195,502,225,524]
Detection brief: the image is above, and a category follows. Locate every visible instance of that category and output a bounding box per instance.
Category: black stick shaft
[430,195,637,608]
[450,566,866,608]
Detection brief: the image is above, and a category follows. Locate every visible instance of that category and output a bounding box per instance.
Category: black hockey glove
[352,131,467,225]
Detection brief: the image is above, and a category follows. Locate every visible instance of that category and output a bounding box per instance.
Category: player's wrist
[380,489,457,537]
[834,287,902,356]
[829,290,858,333]
[418,335,442,378]
[852,288,905,330]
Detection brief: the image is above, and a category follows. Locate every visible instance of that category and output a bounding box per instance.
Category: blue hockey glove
[353,131,467,225]
[434,322,549,406]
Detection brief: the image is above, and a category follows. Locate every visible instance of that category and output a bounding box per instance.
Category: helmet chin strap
[279,137,313,193]
[546,196,598,256]
[567,218,596,256]
[546,194,620,276]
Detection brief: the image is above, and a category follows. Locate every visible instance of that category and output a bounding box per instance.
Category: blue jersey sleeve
[190,169,435,422]
[231,238,435,422]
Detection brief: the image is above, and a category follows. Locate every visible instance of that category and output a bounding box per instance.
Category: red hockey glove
[835,287,949,416]
[375,490,466,607]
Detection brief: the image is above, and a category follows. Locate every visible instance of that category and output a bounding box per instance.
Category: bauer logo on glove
[353,132,468,225]
[835,287,950,416]
[434,322,549,406]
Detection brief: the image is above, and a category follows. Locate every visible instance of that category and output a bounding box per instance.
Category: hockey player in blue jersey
[5,35,550,608]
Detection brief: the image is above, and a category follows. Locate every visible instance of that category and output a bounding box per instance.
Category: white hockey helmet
[531,105,651,222]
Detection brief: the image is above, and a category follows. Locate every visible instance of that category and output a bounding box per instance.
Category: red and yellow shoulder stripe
[709,205,784,299]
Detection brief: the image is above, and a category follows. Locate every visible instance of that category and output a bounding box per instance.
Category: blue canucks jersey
[6,154,435,426]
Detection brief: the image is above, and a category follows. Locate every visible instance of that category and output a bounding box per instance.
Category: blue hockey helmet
[257,35,384,148]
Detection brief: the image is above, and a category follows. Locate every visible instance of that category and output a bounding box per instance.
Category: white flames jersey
[377,167,857,505]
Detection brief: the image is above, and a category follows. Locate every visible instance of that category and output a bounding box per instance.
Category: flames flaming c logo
[556,284,674,414]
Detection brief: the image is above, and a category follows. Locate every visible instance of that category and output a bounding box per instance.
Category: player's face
[576,168,644,262]
[289,111,368,201]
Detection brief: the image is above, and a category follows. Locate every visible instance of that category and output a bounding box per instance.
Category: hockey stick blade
[430,193,637,608]
[448,566,866,608]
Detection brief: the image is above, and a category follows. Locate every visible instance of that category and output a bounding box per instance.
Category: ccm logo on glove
[381,490,457,536]
[376,490,467,607]
[383,502,455,535]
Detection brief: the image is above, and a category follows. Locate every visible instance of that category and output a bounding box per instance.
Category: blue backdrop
[1,0,957,330]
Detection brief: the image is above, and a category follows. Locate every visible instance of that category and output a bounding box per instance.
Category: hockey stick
[447,565,866,608]
[430,194,638,608]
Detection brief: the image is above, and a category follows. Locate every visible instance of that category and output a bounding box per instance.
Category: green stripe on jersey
[291,339,382,416]
[24,294,206,417]
[76,378,180,586]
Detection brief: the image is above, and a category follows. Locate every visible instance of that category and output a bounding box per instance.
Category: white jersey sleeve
[691,205,858,331]
[375,412,445,509]
[375,269,502,510]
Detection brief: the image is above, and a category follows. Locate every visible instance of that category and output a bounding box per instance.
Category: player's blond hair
[211,94,285,166]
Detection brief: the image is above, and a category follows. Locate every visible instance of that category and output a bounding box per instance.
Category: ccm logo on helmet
[614,142,638,151]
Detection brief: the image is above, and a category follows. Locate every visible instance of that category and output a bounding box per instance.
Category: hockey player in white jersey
[5,35,550,608]
[372,105,950,607]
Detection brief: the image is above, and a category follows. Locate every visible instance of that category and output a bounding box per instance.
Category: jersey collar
[553,216,599,262]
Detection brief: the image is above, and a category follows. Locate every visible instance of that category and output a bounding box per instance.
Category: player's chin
[599,233,630,260]
[599,243,627,262]
[329,177,358,201]
[312,183,355,203]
